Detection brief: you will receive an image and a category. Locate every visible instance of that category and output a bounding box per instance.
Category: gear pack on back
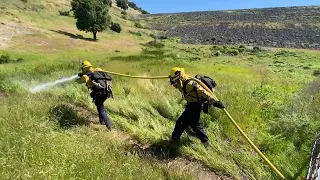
[182,74,217,95]
[194,74,216,92]
[182,74,217,113]
[86,71,113,99]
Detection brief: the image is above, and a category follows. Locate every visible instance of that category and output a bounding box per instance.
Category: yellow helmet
[82,60,92,68]
[169,67,185,81]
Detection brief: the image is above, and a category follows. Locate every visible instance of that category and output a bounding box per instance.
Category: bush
[110,23,122,33]
[116,0,128,10]
[214,51,222,56]
[129,30,142,36]
[253,46,262,53]
[59,10,70,16]
[0,54,10,64]
[121,11,127,15]
[238,45,246,53]
[21,0,27,2]
[150,34,155,38]
[128,1,149,14]
[128,2,138,9]
[159,36,168,40]
[313,69,320,76]
[141,10,149,14]
[134,22,143,28]
[239,45,246,49]
[238,48,246,53]
[121,15,127,19]
[212,45,224,51]
[168,37,181,43]
[146,40,165,48]
[0,53,24,64]
[103,0,112,7]
[228,49,239,56]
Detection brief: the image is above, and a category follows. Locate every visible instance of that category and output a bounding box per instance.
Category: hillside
[1,1,320,180]
[144,6,320,49]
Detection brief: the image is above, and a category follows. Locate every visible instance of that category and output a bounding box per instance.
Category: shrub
[238,48,246,53]
[116,0,128,10]
[214,51,222,56]
[146,40,165,48]
[129,30,142,36]
[128,2,138,9]
[141,10,149,14]
[121,11,127,15]
[253,46,262,53]
[0,53,24,64]
[238,45,246,53]
[59,10,70,16]
[128,1,149,14]
[313,69,320,76]
[121,15,127,19]
[150,34,155,38]
[21,0,27,2]
[134,22,143,28]
[159,36,168,39]
[228,49,239,56]
[0,54,10,64]
[103,0,112,7]
[239,45,246,49]
[212,45,224,51]
[110,23,122,33]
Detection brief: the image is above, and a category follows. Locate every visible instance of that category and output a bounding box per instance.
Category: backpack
[182,74,217,95]
[194,74,216,92]
[86,71,113,99]
[182,74,217,113]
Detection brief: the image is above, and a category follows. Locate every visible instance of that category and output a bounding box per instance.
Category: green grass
[1,1,320,179]
[0,95,192,179]
[2,43,320,179]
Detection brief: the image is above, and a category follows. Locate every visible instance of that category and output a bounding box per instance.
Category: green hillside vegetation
[1,0,320,179]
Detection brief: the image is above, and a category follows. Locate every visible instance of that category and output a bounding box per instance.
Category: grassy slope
[0,1,191,180]
[1,0,320,179]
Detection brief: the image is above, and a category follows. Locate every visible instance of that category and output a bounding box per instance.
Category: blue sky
[131,0,319,14]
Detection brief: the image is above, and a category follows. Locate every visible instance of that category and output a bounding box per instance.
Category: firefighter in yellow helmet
[76,60,113,130]
[168,67,225,146]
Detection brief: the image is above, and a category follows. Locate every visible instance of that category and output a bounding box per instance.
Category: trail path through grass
[64,103,233,180]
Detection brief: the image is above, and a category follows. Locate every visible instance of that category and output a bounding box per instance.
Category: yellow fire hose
[103,70,168,79]
[101,70,286,179]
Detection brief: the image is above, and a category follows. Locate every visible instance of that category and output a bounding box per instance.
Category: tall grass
[1,2,320,177]
[2,44,320,179]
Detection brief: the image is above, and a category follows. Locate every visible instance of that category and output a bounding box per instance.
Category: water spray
[29,75,78,93]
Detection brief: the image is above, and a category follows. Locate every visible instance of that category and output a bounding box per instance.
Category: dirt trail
[0,21,35,48]
[63,103,233,180]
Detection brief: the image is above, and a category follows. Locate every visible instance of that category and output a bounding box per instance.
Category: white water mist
[29,75,78,93]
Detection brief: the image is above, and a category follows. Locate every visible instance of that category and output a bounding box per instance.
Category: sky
[131,0,319,14]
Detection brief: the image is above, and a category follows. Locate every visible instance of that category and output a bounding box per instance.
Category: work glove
[212,101,225,109]
[78,72,84,77]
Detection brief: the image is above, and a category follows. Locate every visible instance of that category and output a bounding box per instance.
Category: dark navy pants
[94,95,112,129]
[172,102,209,143]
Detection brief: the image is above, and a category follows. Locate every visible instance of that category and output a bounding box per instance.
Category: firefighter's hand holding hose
[211,100,225,109]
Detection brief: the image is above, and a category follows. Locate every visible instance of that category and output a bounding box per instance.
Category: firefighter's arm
[76,74,94,88]
[196,85,215,102]
[196,84,225,109]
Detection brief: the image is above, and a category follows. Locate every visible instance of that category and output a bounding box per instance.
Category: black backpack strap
[182,79,192,95]
[192,81,199,99]
[182,79,199,99]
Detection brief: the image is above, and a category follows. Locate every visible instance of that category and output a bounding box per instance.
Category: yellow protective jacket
[175,74,215,103]
[76,68,103,89]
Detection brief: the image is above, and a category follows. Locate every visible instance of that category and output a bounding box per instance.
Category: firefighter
[168,67,225,145]
[76,61,113,130]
